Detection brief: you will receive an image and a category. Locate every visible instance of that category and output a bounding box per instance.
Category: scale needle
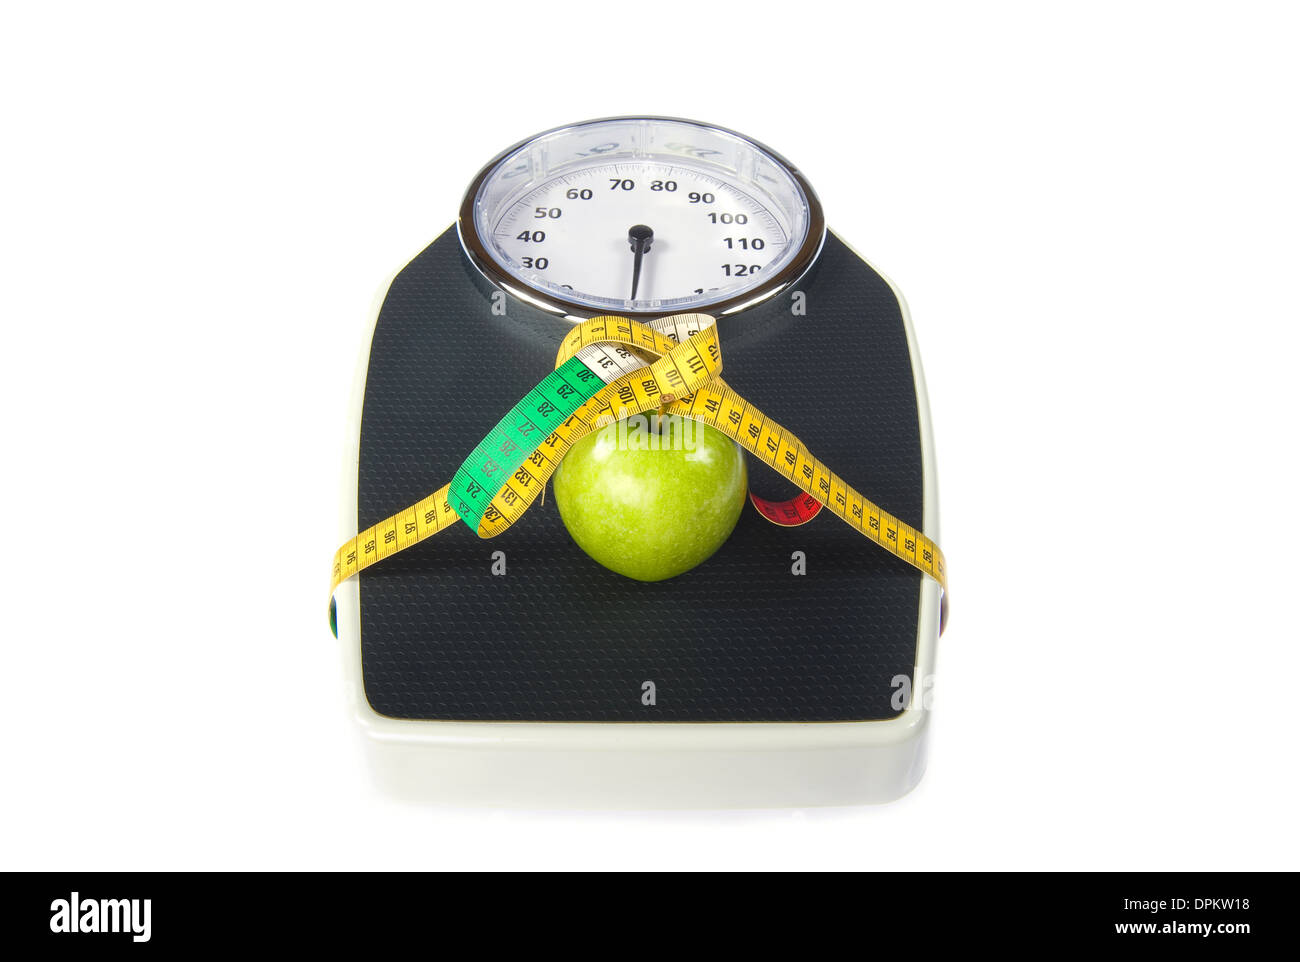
[627,224,654,301]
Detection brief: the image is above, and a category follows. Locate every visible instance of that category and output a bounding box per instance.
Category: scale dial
[458,117,825,318]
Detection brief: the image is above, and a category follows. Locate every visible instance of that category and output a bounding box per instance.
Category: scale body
[334,119,943,807]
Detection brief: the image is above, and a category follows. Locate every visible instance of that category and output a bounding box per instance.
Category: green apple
[552,414,747,581]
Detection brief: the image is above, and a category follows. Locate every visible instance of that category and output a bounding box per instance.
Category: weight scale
[332,117,946,807]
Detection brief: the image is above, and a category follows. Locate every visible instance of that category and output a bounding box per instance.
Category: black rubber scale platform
[357,230,926,721]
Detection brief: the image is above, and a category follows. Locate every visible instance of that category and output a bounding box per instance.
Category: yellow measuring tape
[330,313,947,624]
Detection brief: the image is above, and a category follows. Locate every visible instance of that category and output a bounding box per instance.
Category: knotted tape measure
[329,313,947,632]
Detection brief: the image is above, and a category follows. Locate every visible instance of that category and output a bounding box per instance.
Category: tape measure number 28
[329,313,947,630]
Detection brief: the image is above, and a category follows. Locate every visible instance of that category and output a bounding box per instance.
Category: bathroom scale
[329,117,948,807]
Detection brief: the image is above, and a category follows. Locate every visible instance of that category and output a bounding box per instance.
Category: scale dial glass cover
[458,117,825,317]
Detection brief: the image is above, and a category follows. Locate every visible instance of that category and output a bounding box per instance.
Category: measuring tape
[330,313,947,629]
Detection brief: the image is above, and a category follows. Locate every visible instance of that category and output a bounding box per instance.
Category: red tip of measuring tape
[749,490,823,527]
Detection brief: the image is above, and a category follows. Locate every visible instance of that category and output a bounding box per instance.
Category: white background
[2,2,1297,871]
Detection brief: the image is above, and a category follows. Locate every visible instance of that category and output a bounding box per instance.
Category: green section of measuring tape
[449,354,604,530]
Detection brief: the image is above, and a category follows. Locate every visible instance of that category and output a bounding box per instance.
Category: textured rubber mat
[356,230,926,721]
